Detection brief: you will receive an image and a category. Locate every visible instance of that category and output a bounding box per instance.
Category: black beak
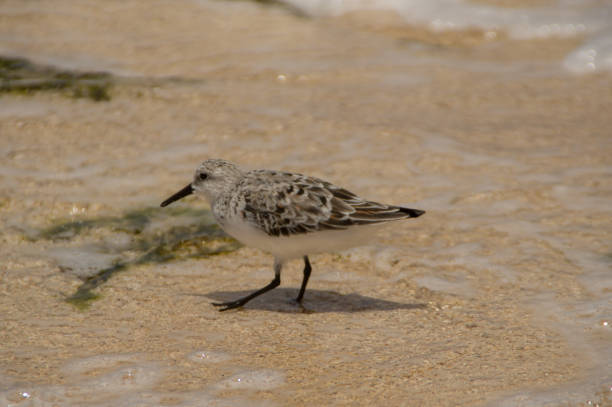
[160,183,193,207]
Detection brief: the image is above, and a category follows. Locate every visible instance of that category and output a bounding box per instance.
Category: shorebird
[161,159,424,311]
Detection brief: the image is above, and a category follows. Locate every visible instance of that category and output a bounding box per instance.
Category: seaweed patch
[34,206,240,309]
[0,56,112,101]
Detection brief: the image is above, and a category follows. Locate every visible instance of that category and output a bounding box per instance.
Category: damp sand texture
[1,1,612,406]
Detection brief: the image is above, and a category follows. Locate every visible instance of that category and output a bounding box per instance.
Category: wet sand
[1,1,611,406]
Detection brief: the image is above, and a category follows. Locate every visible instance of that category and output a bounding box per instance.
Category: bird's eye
[199,173,208,180]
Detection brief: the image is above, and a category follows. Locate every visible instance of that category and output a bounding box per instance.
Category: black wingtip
[399,207,426,218]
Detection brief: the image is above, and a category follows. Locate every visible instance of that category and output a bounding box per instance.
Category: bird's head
[160,159,243,207]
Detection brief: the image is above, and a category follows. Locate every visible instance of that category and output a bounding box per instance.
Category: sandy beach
[1,1,611,406]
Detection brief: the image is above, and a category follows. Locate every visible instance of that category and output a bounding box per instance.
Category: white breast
[220,216,385,261]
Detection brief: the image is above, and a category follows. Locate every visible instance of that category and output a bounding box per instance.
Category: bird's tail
[398,207,426,218]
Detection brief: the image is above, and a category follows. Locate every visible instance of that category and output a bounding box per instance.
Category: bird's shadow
[187,288,426,313]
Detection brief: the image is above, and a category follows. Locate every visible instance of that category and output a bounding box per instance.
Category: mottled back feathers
[228,170,424,237]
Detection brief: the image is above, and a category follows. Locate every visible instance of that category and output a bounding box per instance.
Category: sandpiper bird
[161,159,425,311]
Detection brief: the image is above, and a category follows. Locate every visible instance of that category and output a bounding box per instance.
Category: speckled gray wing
[238,170,425,237]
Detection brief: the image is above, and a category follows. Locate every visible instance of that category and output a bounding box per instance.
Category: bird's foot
[292,298,314,314]
[211,299,246,312]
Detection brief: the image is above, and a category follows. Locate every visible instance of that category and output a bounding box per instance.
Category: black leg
[212,259,283,311]
[295,256,312,303]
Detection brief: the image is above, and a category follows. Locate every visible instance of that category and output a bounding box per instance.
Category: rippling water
[281,0,612,73]
[1,1,611,406]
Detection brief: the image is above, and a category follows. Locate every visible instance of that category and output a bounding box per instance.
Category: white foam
[0,360,164,407]
[564,28,612,73]
[282,0,612,73]
[74,363,163,395]
[215,369,285,391]
[283,0,605,37]
[2,359,282,407]
[47,245,122,278]
[188,350,232,363]
[61,353,143,376]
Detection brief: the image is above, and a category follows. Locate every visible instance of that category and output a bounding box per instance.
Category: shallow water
[283,0,612,73]
[1,0,611,406]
